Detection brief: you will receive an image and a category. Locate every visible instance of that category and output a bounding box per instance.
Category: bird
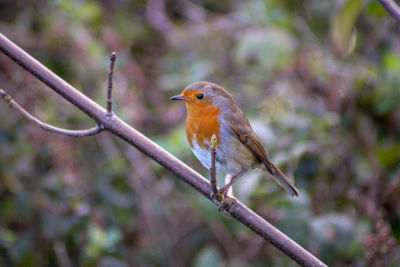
[170,81,299,200]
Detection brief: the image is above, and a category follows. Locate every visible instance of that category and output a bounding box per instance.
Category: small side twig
[106,52,116,117]
[0,89,102,137]
[379,0,400,24]
[210,134,222,202]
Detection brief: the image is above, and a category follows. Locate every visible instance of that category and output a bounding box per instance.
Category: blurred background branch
[54,240,72,267]
[379,0,400,23]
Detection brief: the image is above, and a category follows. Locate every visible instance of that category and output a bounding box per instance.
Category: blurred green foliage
[0,0,400,266]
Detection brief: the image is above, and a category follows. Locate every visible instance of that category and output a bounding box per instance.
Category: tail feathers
[269,162,299,197]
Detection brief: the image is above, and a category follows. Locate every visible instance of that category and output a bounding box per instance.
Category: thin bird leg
[219,169,246,197]
[224,175,234,197]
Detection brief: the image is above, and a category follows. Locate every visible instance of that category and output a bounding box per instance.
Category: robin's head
[170,81,236,113]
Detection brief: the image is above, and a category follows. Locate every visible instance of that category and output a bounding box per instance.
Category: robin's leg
[219,169,246,199]
[224,175,234,197]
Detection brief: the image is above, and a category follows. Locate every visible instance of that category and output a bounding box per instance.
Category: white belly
[190,139,244,175]
[191,140,212,169]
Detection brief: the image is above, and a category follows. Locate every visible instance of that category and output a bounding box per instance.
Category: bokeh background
[1,0,400,266]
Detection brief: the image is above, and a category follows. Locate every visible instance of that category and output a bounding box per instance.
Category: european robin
[170,81,299,199]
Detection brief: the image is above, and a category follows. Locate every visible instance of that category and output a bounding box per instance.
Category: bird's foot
[210,189,237,217]
[218,195,237,210]
[216,189,237,216]
[211,191,223,204]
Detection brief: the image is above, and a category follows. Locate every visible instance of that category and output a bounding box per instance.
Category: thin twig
[107,52,116,116]
[209,134,221,201]
[379,0,400,24]
[0,33,326,267]
[0,89,102,137]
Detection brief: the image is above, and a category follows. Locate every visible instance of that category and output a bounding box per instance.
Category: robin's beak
[169,94,186,101]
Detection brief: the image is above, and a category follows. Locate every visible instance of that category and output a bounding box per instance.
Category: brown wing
[225,108,273,171]
[227,109,299,197]
[230,127,275,174]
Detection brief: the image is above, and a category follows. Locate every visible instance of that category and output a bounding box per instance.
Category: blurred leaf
[279,193,312,243]
[87,225,121,257]
[158,59,215,91]
[374,89,400,115]
[0,228,17,244]
[330,0,362,57]
[376,143,400,168]
[55,0,102,26]
[244,0,292,27]
[366,1,386,17]
[382,51,400,81]
[98,257,128,267]
[310,214,363,263]
[193,246,223,267]
[234,28,296,71]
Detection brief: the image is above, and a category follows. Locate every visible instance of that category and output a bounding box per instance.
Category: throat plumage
[185,103,220,150]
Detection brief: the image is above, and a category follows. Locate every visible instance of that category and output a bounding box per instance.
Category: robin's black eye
[197,93,204,100]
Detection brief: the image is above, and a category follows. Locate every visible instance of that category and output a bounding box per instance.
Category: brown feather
[229,120,299,197]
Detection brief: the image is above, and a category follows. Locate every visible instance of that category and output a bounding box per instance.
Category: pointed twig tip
[110,52,117,61]
[0,89,11,103]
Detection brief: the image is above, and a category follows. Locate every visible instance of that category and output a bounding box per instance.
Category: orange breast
[185,104,220,149]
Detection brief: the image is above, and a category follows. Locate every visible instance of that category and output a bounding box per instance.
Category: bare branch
[107,52,116,116]
[0,89,102,137]
[379,0,400,24]
[0,33,327,267]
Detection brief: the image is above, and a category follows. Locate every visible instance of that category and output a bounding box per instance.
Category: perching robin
[170,81,299,199]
